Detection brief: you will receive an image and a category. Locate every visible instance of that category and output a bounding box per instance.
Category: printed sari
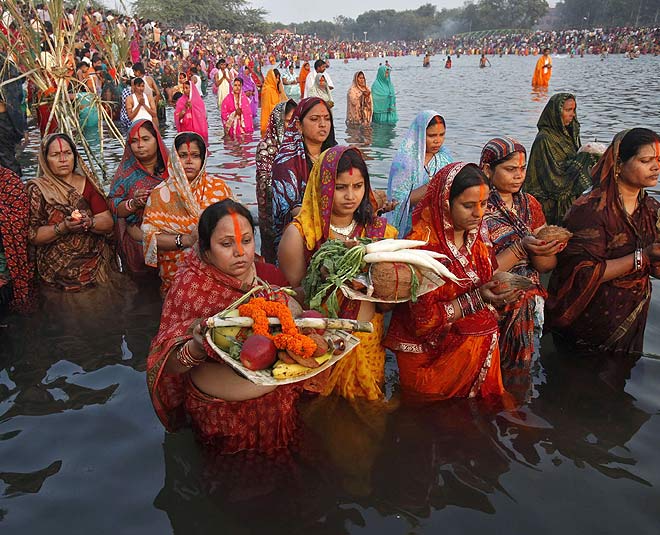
[174,83,208,143]
[385,163,505,404]
[291,145,395,399]
[147,251,302,451]
[221,90,254,138]
[386,110,453,237]
[271,97,337,255]
[346,71,372,127]
[370,66,397,124]
[141,133,233,295]
[108,119,168,273]
[525,92,583,224]
[547,130,660,355]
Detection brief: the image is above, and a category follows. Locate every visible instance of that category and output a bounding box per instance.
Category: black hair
[172,91,183,103]
[619,128,660,163]
[133,62,145,74]
[285,99,297,116]
[133,77,144,85]
[234,77,243,86]
[335,148,375,227]
[449,164,489,204]
[91,54,101,63]
[273,68,280,79]
[427,115,446,129]
[174,132,206,166]
[198,199,255,256]
[313,59,325,71]
[43,133,78,171]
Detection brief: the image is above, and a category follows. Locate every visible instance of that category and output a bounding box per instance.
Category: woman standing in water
[346,71,373,127]
[174,81,209,143]
[371,65,397,124]
[525,92,583,224]
[221,78,254,139]
[387,111,452,237]
[547,128,660,355]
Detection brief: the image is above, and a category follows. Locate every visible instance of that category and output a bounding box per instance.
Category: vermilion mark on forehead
[519,152,524,168]
[230,212,244,255]
[655,140,660,160]
[477,183,487,217]
[56,138,64,152]
[348,167,353,175]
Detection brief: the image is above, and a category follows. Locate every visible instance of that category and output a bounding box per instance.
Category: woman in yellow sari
[141,132,233,295]
[260,69,286,136]
[278,145,397,400]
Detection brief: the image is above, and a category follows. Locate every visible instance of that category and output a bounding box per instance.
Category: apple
[239,335,277,371]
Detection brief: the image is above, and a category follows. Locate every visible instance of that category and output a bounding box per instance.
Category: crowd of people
[1,4,660,456]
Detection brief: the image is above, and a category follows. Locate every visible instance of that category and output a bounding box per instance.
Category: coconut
[535,225,573,244]
[492,271,535,290]
[370,262,422,301]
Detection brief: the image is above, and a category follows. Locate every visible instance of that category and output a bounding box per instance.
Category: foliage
[555,0,658,28]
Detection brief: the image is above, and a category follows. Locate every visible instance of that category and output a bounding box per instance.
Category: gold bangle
[54,222,63,236]
[176,340,206,368]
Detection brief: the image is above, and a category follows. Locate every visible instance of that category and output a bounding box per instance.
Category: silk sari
[221,90,254,138]
[174,83,208,143]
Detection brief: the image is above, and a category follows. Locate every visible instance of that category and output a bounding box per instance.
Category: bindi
[230,212,244,255]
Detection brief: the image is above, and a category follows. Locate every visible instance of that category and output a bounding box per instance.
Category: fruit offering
[70,209,84,221]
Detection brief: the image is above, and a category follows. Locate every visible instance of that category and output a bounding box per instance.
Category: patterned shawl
[346,71,372,126]
[108,119,169,226]
[174,83,208,143]
[271,97,337,251]
[386,110,453,238]
[525,92,581,222]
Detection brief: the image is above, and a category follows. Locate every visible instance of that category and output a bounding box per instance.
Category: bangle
[126,198,135,212]
[176,340,206,368]
[510,239,527,260]
[54,222,63,236]
[634,248,643,271]
[89,216,96,230]
[175,233,185,249]
[457,289,486,317]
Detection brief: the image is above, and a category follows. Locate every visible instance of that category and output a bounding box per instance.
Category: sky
[251,0,557,24]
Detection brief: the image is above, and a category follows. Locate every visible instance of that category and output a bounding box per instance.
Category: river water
[2,54,660,534]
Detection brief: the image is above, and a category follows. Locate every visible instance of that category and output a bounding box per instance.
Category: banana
[271,353,332,380]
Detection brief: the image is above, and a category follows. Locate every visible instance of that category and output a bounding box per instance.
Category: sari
[384,163,505,404]
[271,97,337,254]
[291,145,396,400]
[174,83,208,143]
[531,54,552,87]
[307,73,333,106]
[481,137,547,394]
[547,130,660,355]
[371,66,397,124]
[346,71,372,127]
[221,90,254,138]
[256,101,294,264]
[26,136,114,291]
[0,167,35,313]
[525,93,582,224]
[237,67,258,117]
[298,62,310,98]
[260,69,285,135]
[386,110,452,238]
[147,251,302,451]
[108,119,169,273]
[141,134,233,295]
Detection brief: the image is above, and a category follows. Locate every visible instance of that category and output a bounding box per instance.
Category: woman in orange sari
[298,62,311,99]
[531,48,552,87]
[142,132,233,295]
[385,163,519,404]
[278,146,397,400]
[260,69,285,135]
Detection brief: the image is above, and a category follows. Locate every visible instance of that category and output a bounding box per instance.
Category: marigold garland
[238,297,317,359]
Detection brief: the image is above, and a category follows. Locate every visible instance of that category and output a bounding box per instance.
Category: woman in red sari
[385,163,519,404]
[147,199,302,451]
[547,128,660,355]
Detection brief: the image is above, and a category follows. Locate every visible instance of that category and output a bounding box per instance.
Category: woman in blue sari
[386,110,452,237]
[371,65,397,124]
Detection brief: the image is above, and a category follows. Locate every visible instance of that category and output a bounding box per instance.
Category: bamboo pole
[206,316,374,333]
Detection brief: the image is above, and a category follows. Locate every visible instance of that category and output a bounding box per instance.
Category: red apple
[239,335,277,371]
[300,309,326,335]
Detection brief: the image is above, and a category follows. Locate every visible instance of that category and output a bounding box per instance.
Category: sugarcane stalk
[205,316,373,333]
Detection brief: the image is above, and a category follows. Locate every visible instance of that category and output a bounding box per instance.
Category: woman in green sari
[371,65,398,124]
[525,93,588,224]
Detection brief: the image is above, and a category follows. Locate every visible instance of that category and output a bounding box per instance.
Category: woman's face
[46,137,75,178]
[318,76,326,89]
[384,69,390,78]
[332,168,366,220]
[177,140,204,180]
[232,80,242,94]
[284,108,295,124]
[425,120,446,155]
[183,82,191,96]
[484,152,527,195]
[206,213,255,280]
[561,98,576,126]
[357,73,365,85]
[178,73,187,84]
[299,102,331,145]
[450,184,489,232]
[129,126,158,163]
[619,143,660,190]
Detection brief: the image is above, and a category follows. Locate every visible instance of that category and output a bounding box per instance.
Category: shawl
[221,90,254,138]
[271,97,337,251]
[307,73,333,104]
[260,69,285,135]
[108,119,169,226]
[174,83,208,143]
[346,71,372,126]
[298,63,311,98]
[237,67,258,117]
[371,66,397,123]
[525,92,581,223]
[256,101,293,264]
[386,110,453,237]
[546,130,659,353]
[0,167,35,313]
[141,133,233,292]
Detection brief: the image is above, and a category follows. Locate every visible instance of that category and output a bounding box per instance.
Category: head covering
[371,66,397,122]
[174,82,208,143]
[299,62,311,96]
[386,110,452,238]
[346,71,372,126]
[237,66,258,116]
[479,137,526,168]
[109,119,168,226]
[221,84,254,138]
[307,73,332,103]
[408,162,490,289]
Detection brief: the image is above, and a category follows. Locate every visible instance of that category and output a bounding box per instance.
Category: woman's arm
[155,228,198,252]
[277,224,307,288]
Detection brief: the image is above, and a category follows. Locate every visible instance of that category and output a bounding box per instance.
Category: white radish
[399,251,463,282]
[406,249,450,260]
[363,251,462,283]
[364,239,428,254]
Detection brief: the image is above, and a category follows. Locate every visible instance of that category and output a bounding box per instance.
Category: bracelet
[457,289,486,317]
[176,340,206,368]
[175,233,185,249]
[444,302,456,322]
[126,198,135,212]
[634,248,643,271]
[54,222,63,236]
[510,239,527,260]
[89,216,96,230]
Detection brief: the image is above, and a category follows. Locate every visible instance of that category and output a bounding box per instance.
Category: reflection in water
[345,124,373,148]
[370,122,397,149]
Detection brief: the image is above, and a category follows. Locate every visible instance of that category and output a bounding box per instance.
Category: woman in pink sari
[175,80,209,143]
[221,78,254,139]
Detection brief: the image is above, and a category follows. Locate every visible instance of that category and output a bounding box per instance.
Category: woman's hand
[190,323,207,357]
[62,215,87,233]
[183,227,199,248]
[522,235,564,256]
[644,242,660,262]
[377,199,398,215]
[132,188,150,208]
[479,280,523,308]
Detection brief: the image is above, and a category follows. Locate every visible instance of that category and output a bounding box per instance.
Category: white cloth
[131,94,152,122]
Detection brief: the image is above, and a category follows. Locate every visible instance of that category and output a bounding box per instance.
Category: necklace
[330,219,357,237]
